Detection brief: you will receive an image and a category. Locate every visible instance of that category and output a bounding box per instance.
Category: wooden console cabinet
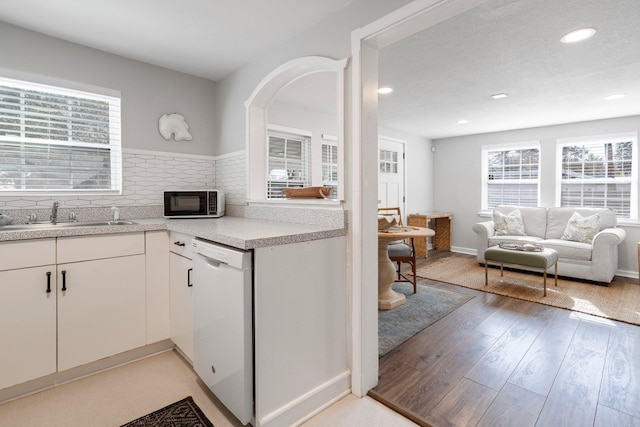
[408,213,452,257]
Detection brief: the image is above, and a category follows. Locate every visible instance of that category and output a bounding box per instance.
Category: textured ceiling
[1,0,637,140]
[378,0,640,139]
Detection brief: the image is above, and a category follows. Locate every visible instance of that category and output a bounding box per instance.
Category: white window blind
[267,130,311,199]
[482,144,540,209]
[321,135,338,199]
[559,134,637,219]
[0,76,122,193]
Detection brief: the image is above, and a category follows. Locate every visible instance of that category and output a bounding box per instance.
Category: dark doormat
[121,396,214,427]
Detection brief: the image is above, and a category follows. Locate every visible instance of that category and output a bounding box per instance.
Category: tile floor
[0,349,416,426]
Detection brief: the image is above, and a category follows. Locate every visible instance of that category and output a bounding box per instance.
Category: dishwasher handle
[187,268,193,287]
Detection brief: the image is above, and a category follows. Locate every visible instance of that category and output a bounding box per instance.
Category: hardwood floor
[369,251,640,427]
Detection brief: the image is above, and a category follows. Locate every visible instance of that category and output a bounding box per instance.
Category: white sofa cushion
[546,207,616,239]
[494,205,547,238]
[540,238,592,261]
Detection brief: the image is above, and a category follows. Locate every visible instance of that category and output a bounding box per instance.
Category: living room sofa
[472,205,626,284]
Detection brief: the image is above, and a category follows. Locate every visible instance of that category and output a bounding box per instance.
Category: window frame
[555,132,638,220]
[0,74,122,195]
[321,134,338,199]
[481,141,541,211]
[266,125,312,200]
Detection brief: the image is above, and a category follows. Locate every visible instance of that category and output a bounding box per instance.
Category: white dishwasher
[192,238,253,425]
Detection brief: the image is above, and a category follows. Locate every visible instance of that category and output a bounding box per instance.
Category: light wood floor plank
[380,331,496,417]
[600,331,640,418]
[372,252,640,427]
[508,308,580,395]
[476,382,546,427]
[428,378,497,427]
[536,321,608,426]
[465,302,550,391]
[594,404,640,427]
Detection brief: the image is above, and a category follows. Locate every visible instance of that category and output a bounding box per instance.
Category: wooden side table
[408,213,452,257]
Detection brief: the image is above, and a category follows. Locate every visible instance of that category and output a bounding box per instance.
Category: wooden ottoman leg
[543,270,547,297]
[555,263,558,286]
[485,263,488,286]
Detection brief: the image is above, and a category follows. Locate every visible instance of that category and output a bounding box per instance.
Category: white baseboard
[257,370,351,427]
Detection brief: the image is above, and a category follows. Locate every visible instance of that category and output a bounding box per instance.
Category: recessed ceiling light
[378,87,393,94]
[457,119,468,124]
[560,27,596,44]
[491,93,509,99]
[604,93,627,100]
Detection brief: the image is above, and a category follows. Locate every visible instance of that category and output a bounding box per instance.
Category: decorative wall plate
[158,113,192,141]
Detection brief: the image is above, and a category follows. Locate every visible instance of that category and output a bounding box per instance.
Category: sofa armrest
[472,221,495,240]
[593,227,626,246]
[472,221,495,263]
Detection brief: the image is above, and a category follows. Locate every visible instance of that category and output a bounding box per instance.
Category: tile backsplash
[0,148,345,228]
[0,149,244,223]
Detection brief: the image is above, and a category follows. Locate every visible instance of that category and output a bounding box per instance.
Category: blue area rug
[378,282,474,357]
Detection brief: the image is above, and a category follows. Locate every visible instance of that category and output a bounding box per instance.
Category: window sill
[247,198,344,209]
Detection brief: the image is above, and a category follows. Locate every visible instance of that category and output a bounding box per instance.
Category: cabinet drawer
[58,233,145,263]
[169,231,194,259]
[0,239,56,271]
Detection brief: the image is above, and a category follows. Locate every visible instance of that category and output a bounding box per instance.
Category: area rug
[121,396,214,427]
[378,282,474,356]
[416,255,640,326]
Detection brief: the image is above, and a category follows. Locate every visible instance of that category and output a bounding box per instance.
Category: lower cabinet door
[0,266,57,389]
[57,255,146,371]
[169,252,194,362]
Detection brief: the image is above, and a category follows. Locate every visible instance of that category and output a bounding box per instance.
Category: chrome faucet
[50,200,60,223]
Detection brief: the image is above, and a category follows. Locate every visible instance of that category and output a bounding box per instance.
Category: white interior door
[378,137,406,215]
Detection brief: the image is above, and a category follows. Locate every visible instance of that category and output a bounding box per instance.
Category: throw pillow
[561,211,600,243]
[493,209,526,236]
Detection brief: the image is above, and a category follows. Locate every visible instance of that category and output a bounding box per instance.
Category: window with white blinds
[0,76,121,194]
[482,143,540,209]
[267,130,311,199]
[321,135,338,199]
[558,134,637,219]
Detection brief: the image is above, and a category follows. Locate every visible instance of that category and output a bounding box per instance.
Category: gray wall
[0,21,216,156]
[213,0,415,156]
[433,115,640,275]
[379,127,434,215]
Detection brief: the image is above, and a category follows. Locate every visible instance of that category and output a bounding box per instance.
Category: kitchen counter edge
[0,217,347,250]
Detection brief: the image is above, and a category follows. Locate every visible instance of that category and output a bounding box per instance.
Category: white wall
[433,115,640,275]
[0,21,216,157]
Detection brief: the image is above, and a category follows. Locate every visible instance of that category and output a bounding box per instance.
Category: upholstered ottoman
[484,246,559,296]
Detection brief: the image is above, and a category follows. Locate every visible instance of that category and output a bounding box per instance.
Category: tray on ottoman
[484,245,559,296]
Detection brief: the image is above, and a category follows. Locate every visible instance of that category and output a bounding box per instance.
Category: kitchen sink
[0,220,138,231]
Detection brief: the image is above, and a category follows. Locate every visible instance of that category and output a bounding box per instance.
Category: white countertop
[0,217,346,249]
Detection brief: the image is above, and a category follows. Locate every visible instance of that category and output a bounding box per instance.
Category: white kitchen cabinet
[56,233,146,371]
[0,239,57,390]
[169,232,195,362]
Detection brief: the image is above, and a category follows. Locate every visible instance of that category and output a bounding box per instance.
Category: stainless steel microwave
[163,190,225,218]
